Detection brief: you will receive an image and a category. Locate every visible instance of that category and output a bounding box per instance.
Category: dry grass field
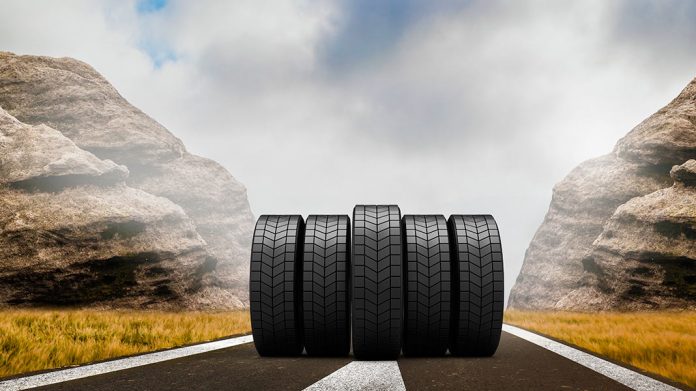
[0,309,251,379]
[505,310,696,388]
[4,309,694,388]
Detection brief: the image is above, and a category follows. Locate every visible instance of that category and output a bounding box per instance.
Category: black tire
[352,205,403,359]
[401,215,451,356]
[249,215,304,356]
[448,215,504,356]
[302,215,351,356]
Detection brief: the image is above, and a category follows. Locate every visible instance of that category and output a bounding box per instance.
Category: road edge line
[0,334,254,391]
[502,324,680,391]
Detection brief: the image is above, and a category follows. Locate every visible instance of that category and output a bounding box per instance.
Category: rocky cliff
[509,77,696,310]
[0,52,254,309]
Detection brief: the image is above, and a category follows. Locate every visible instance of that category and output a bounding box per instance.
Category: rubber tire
[352,205,403,359]
[448,215,504,356]
[302,215,351,356]
[401,215,451,356]
[250,215,304,356]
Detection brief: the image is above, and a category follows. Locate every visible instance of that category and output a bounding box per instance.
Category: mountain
[509,77,696,310]
[0,52,254,309]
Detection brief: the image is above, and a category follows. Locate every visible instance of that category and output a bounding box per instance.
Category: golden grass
[0,309,250,379]
[505,310,696,388]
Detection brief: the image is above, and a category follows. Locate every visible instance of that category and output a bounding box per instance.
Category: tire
[250,215,304,356]
[448,215,504,356]
[302,215,351,356]
[401,215,451,356]
[352,205,403,359]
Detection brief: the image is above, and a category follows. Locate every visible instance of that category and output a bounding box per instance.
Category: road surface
[2,326,686,391]
[17,334,671,390]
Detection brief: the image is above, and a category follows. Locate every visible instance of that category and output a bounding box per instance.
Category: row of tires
[249,205,504,359]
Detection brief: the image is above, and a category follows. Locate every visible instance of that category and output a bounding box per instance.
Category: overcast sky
[2,0,695,301]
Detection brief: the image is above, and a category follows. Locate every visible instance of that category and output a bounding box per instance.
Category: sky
[1,0,696,302]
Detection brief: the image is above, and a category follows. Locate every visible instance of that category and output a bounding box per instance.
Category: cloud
[135,0,177,68]
[1,0,695,302]
[318,0,464,72]
[612,0,696,56]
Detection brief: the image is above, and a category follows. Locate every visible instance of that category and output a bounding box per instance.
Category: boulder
[565,160,696,310]
[509,78,696,310]
[0,109,212,308]
[0,107,127,186]
[129,154,254,299]
[0,52,184,165]
[0,52,254,309]
[508,154,671,309]
[616,78,696,166]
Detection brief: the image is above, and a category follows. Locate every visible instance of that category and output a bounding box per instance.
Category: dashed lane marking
[303,361,406,391]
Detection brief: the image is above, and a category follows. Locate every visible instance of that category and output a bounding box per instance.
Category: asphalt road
[30,332,667,391]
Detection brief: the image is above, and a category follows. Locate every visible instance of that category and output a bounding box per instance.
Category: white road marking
[503,324,680,391]
[0,334,253,391]
[2,328,683,391]
[303,361,406,391]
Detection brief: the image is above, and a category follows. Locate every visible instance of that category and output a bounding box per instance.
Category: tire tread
[352,205,403,359]
[250,215,304,356]
[448,214,504,356]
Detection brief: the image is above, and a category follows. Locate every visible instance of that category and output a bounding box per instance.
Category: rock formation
[509,78,696,310]
[0,52,254,309]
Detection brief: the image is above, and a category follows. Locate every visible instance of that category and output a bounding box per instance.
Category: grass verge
[505,310,696,388]
[0,309,250,379]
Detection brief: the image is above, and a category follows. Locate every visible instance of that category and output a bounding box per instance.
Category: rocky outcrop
[509,78,696,310]
[507,155,671,309]
[0,108,210,308]
[0,52,184,165]
[128,154,254,308]
[671,159,696,185]
[566,161,696,310]
[0,52,253,309]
